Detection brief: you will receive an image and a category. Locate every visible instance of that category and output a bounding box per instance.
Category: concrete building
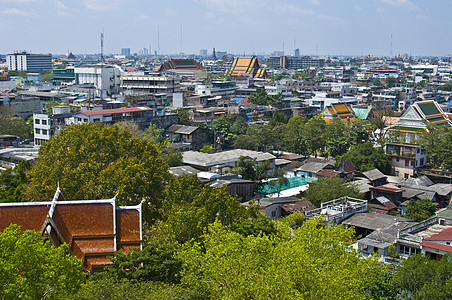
[121,48,131,56]
[7,52,52,71]
[386,142,427,178]
[73,106,154,129]
[33,106,74,145]
[120,74,180,100]
[267,56,325,69]
[74,65,122,98]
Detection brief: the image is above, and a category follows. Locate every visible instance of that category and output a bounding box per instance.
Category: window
[42,120,47,125]
[35,119,40,124]
[271,211,276,218]
[42,129,48,135]
[411,161,415,167]
[396,157,399,162]
[405,160,410,167]
[35,128,40,134]
[404,174,409,179]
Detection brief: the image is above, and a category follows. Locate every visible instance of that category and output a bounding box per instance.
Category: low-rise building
[386,142,427,178]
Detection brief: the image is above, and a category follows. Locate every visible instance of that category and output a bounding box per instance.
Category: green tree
[177,219,385,299]
[102,242,182,284]
[213,114,247,150]
[23,122,169,223]
[149,175,256,244]
[0,225,84,299]
[339,142,392,174]
[284,116,308,154]
[304,177,364,207]
[248,87,282,106]
[304,116,327,157]
[143,123,168,149]
[391,254,452,299]
[0,161,31,203]
[268,111,288,128]
[71,278,206,300]
[176,107,191,125]
[0,106,32,141]
[404,198,436,221]
[45,100,61,113]
[417,125,452,170]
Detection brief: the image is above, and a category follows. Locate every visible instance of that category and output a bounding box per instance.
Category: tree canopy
[404,198,436,222]
[23,122,170,223]
[339,142,392,174]
[0,225,84,299]
[177,219,385,299]
[304,177,364,207]
[0,106,31,141]
[248,87,282,106]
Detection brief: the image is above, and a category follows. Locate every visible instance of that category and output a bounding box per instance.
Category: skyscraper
[121,48,131,56]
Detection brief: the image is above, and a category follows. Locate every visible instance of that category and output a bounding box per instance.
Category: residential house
[294,158,336,178]
[304,197,368,225]
[73,107,154,130]
[209,178,255,201]
[385,142,427,178]
[182,149,276,174]
[361,169,387,186]
[165,124,209,151]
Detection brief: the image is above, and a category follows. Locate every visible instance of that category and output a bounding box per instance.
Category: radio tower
[101,31,104,63]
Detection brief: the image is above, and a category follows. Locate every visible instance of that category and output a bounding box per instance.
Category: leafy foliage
[248,87,282,106]
[177,219,385,299]
[304,177,363,207]
[71,278,206,300]
[0,106,32,141]
[404,198,436,222]
[0,161,31,203]
[0,225,84,299]
[391,254,452,299]
[23,122,169,223]
[339,142,392,174]
[149,175,257,244]
[212,114,247,150]
[102,243,182,284]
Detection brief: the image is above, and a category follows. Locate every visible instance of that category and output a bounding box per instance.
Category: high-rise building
[121,48,131,56]
[7,52,52,71]
[294,48,300,57]
[143,48,149,56]
[199,49,208,57]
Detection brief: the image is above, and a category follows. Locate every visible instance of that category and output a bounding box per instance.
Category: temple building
[224,57,268,79]
[388,100,452,142]
[321,103,357,123]
[0,187,142,273]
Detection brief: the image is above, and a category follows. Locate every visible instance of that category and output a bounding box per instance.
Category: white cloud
[309,0,320,5]
[276,4,313,15]
[53,0,70,16]
[83,0,127,12]
[318,14,344,24]
[1,7,30,16]
[380,0,418,10]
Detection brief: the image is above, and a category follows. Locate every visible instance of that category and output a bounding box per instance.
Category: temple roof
[0,188,142,272]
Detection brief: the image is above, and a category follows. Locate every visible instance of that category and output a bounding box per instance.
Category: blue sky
[1,0,451,56]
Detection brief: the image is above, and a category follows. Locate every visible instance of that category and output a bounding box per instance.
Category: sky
[1,0,451,57]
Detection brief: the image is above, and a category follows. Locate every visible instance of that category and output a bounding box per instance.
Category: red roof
[370,183,403,193]
[424,227,452,241]
[420,240,452,253]
[316,169,341,178]
[0,188,142,272]
[80,106,152,116]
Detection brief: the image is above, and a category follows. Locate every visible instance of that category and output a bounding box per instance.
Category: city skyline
[1,0,451,57]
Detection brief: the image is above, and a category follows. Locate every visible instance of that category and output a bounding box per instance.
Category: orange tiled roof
[0,187,142,272]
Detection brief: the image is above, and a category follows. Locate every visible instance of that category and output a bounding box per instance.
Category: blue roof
[233,97,245,103]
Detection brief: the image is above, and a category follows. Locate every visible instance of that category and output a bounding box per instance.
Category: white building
[33,106,74,146]
[7,53,52,71]
[74,65,122,98]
